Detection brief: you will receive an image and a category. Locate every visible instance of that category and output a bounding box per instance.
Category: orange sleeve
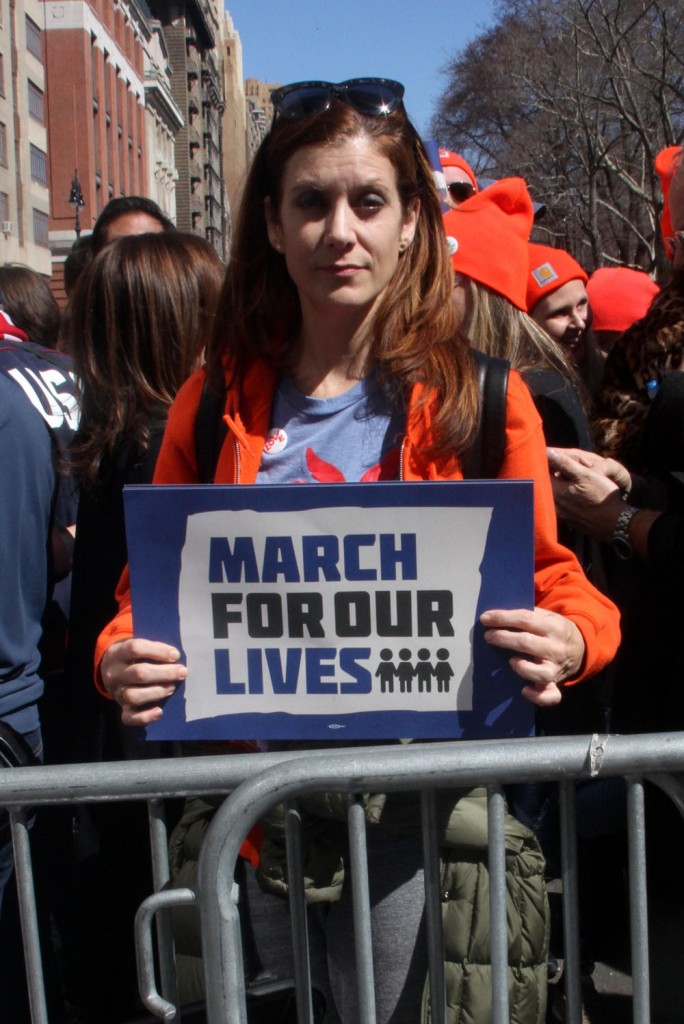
[93,370,208,693]
[502,372,620,683]
[150,368,207,485]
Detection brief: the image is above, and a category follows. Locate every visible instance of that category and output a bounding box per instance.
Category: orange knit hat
[527,244,588,313]
[586,268,659,333]
[655,145,682,257]
[438,149,479,191]
[442,178,534,310]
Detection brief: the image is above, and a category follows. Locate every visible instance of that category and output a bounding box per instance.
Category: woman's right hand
[100,638,187,726]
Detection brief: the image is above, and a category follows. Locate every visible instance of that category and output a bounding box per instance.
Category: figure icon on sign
[375,649,396,694]
[416,648,434,693]
[397,648,415,693]
[435,648,454,693]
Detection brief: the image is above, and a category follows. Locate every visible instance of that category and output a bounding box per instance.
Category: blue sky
[223,1,498,138]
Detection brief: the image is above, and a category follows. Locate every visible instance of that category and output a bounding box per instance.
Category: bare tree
[431,0,684,273]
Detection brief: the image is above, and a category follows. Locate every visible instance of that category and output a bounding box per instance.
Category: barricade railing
[2,732,684,1024]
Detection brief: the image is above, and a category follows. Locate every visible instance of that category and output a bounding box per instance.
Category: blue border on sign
[124,480,534,741]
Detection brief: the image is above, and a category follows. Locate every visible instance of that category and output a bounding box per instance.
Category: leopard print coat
[592,270,684,470]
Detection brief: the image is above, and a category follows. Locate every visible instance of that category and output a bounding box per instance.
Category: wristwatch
[611,504,640,560]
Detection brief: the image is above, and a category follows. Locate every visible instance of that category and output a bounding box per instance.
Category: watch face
[612,534,633,560]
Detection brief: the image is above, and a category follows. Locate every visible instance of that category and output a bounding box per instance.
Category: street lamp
[68,169,85,239]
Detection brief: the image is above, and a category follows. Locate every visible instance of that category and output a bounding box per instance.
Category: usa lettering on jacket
[6,364,79,432]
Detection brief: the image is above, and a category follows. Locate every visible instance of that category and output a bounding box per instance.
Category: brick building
[43,0,175,297]
[220,10,246,248]
[3,0,245,290]
[0,0,51,272]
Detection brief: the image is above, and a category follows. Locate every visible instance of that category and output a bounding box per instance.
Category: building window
[33,209,49,247]
[0,192,9,222]
[26,16,42,61]
[28,81,44,123]
[0,122,7,167]
[103,50,110,113]
[30,144,47,186]
[0,53,5,97]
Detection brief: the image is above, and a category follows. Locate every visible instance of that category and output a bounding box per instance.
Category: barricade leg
[198,836,249,1024]
[347,794,377,1024]
[559,779,582,1023]
[284,800,315,1024]
[487,784,509,1024]
[627,778,650,1024]
[421,791,446,1024]
[11,809,49,1024]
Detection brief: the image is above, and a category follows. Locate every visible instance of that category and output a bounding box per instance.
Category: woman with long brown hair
[95,81,618,1022]
[67,229,224,751]
[58,231,223,1021]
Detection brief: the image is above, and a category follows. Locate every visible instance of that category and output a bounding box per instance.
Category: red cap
[527,244,588,313]
[442,178,534,310]
[586,268,659,333]
[438,149,478,191]
[655,146,682,257]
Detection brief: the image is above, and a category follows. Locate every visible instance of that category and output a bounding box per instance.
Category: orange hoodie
[95,360,620,685]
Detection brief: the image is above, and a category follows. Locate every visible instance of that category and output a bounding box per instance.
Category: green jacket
[169,786,549,1023]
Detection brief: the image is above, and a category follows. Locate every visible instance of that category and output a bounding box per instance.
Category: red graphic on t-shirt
[305,445,400,483]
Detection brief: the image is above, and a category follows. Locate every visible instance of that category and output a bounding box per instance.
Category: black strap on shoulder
[194,352,510,483]
[195,374,228,484]
[462,350,510,479]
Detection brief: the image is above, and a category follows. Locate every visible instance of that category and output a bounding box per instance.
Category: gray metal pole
[421,790,446,1024]
[627,778,650,1024]
[347,795,377,1024]
[487,784,509,1024]
[559,780,582,1024]
[11,810,48,1024]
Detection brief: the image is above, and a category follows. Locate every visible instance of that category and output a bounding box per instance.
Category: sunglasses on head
[270,78,405,121]
[447,182,476,203]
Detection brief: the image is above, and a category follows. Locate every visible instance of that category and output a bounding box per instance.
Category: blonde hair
[459,276,581,384]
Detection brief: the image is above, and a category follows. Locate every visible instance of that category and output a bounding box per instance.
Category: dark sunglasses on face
[270,78,405,121]
[447,181,476,203]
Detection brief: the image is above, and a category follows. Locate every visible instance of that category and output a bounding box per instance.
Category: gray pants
[309,832,428,1024]
[235,831,428,1024]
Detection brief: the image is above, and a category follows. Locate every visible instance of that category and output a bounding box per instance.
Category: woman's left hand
[480,607,585,706]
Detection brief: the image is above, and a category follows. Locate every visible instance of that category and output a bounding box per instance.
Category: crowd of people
[0,74,681,1024]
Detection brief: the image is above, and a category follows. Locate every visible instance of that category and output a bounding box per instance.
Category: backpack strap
[462,350,510,479]
[193,352,510,484]
[195,374,228,484]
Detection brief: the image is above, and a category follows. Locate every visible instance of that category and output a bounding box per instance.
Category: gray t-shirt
[256,375,405,485]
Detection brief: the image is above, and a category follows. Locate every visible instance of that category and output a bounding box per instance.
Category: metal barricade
[2,733,684,1024]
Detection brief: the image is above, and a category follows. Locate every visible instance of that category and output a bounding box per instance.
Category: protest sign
[124,481,533,740]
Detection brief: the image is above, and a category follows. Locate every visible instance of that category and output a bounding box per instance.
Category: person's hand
[547,447,626,542]
[99,638,187,727]
[480,606,585,705]
[547,447,632,494]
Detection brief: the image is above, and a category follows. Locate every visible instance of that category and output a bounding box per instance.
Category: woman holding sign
[96,79,619,1023]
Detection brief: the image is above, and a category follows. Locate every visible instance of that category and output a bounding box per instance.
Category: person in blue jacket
[0,372,57,908]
